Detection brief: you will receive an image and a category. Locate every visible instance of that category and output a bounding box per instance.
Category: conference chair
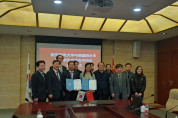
[166,88,178,112]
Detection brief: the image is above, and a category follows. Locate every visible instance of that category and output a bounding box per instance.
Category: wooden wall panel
[103,40,156,103]
[0,34,156,109]
[157,36,178,105]
[0,35,21,109]
[20,36,35,103]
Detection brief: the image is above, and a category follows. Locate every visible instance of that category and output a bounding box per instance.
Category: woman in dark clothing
[131,66,146,100]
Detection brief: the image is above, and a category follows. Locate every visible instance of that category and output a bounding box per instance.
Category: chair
[166,88,178,112]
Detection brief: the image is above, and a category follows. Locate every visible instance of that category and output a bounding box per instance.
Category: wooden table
[13,100,164,118]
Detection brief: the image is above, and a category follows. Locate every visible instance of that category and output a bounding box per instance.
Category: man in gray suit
[110,64,130,100]
[123,63,134,100]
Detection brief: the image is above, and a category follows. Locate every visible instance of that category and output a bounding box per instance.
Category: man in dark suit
[94,62,110,100]
[74,60,82,74]
[31,60,47,102]
[122,63,134,100]
[46,60,64,101]
[56,55,67,73]
[62,61,80,101]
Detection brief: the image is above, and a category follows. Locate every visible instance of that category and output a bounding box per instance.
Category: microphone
[144,94,154,100]
[12,115,18,118]
[165,104,178,118]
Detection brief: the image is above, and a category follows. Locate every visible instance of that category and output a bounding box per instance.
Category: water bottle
[140,105,145,112]
[37,108,43,118]
[144,103,149,113]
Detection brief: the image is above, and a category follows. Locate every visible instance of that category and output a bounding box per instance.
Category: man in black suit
[62,61,80,101]
[56,55,67,73]
[94,62,110,100]
[31,60,47,102]
[46,60,64,101]
[74,60,82,74]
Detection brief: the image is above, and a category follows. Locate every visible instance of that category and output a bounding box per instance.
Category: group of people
[31,55,146,102]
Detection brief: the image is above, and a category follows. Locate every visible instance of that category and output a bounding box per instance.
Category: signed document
[73,79,82,90]
[82,79,89,90]
[89,80,97,90]
[66,79,74,90]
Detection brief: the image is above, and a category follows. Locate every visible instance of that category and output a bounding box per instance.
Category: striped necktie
[56,71,60,81]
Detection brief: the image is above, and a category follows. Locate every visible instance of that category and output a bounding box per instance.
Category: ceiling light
[134,8,141,12]
[54,0,62,4]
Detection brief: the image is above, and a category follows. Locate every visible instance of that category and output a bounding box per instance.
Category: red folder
[86,91,94,101]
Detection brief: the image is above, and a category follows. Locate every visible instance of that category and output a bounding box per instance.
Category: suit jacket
[94,70,110,96]
[106,70,114,77]
[31,71,47,101]
[49,65,67,73]
[122,71,134,94]
[75,69,82,75]
[62,70,80,91]
[46,69,63,99]
[110,73,130,100]
[62,70,80,100]
[61,65,67,73]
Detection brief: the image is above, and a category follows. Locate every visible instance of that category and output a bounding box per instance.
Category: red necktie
[70,72,73,79]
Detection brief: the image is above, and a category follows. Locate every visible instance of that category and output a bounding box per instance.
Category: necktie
[59,66,63,73]
[56,72,60,81]
[118,74,122,92]
[118,74,121,78]
[42,73,45,79]
[70,72,73,79]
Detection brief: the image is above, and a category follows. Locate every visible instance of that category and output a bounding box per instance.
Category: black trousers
[95,94,109,100]
[33,99,46,102]
[64,91,78,101]
[131,92,144,100]
[38,100,46,102]
[128,94,131,100]
[119,93,123,99]
[48,97,63,102]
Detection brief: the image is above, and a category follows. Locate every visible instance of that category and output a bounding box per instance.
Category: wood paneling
[0,35,21,109]
[103,40,156,103]
[157,36,178,105]
[20,36,35,103]
[0,35,156,109]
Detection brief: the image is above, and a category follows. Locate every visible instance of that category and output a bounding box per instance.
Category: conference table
[13,100,165,118]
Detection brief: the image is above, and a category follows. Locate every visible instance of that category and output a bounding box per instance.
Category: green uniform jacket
[110,73,130,100]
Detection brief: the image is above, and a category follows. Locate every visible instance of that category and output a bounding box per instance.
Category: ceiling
[32,0,177,20]
[0,25,177,41]
[0,0,177,41]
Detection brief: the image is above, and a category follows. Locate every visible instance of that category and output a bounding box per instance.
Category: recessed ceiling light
[54,0,62,4]
[134,8,141,12]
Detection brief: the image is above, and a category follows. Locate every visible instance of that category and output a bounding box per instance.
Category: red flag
[86,91,94,101]
[112,57,115,73]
